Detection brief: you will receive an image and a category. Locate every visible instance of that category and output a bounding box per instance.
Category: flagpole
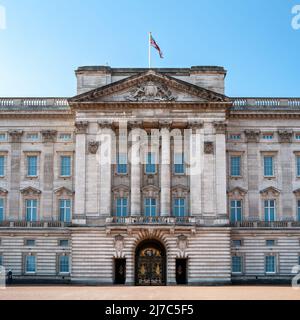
[148,32,151,69]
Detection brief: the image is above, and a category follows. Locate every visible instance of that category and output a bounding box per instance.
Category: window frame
[264,199,276,222]
[0,198,5,222]
[0,155,5,178]
[25,254,36,274]
[173,197,186,217]
[116,153,128,175]
[58,254,70,274]
[145,152,157,175]
[59,199,72,223]
[265,254,277,274]
[25,199,38,222]
[26,155,38,178]
[173,152,185,175]
[230,200,243,222]
[263,155,275,177]
[60,155,72,178]
[144,198,157,217]
[230,155,242,177]
[231,255,243,274]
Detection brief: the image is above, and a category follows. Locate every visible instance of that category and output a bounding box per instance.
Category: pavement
[0,285,300,300]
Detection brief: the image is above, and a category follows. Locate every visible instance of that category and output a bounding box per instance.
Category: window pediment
[172,185,189,197]
[228,187,247,197]
[142,185,159,197]
[112,185,130,198]
[54,187,74,196]
[293,188,300,197]
[20,186,41,196]
[0,187,8,196]
[260,187,281,197]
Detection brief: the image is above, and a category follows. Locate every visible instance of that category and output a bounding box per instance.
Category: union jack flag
[150,34,164,59]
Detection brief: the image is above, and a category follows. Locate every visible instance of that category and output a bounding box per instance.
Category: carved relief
[126,81,177,102]
[9,130,23,143]
[41,130,57,143]
[75,121,88,134]
[114,234,124,258]
[260,187,281,198]
[98,120,113,129]
[20,186,41,196]
[244,130,261,143]
[204,141,214,154]
[228,187,247,198]
[88,140,99,154]
[188,120,204,131]
[172,185,189,198]
[54,187,74,197]
[177,235,188,258]
[278,130,293,143]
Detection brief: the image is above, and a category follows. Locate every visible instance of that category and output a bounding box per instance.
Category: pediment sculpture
[125,81,177,102]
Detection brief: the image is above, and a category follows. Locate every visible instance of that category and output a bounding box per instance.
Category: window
[298,200,300,221]
[59,133,72,141]
[296,134,300,141]
[0,254,2,266]
[232,256,242,273]
[232,240,242,247]
[59,199,71,223]
[0,156,5,177]
[264,200,276,222]
[0,133,6,142]
[117,153,127,174]
[25,199,37,222]
[27,156,38,177]
[145,152,156,174]
[0,198,4,221]
[26,133,39,141]
[230,134,241,141]
[264,156,274,177]
[262,134,274,140]
[59,240,69,247]
[25,239,36,247]
[297,156,300,177]
[266,240,275,246]
[116,197,128,217]
[173,198,186,217]
[60,156,71,177]
[25,255,36,273]
[144,198,157,217]
[230,200,242,222]
[174,153,185,174]
[265,255,276,273]
[230,156,241,177]
[59,255,70,273]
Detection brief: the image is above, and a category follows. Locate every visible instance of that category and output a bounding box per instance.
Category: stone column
[189,121,204,216]
[130,121,142,217]
[8,130,23,220]
[160,121,171,217]
[98,121,113,217]
[74,121,88,224]
[214,122,228,221]
[41,130,57,221]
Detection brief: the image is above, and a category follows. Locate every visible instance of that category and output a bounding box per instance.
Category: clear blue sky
[0,0,299,97]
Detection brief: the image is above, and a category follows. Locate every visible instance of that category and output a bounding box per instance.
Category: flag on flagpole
[150,34,164,59]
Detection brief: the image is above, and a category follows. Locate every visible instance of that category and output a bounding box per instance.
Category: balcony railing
[0,221,72,228]
[231,221,300,228]
[232,97,300,108]
[0,98,69,108]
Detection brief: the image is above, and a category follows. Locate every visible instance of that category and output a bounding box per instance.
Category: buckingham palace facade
[0,66,300,285]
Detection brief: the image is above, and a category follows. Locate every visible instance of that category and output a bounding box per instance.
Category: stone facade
[0,66,299,285]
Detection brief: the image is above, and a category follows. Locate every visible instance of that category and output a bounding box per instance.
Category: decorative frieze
[278,130,293,143]
[75,121,88,134]
[88,140,100,154]
[204,141,214,154]
[244,130,261,143]
[213,121,227,134]
[9,130,23,143]
[41,130,57,143]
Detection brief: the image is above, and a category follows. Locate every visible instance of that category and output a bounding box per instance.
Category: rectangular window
[59,255,70,273]
[117,153,127,174]
[116,197,128,217]
[262,134,274,140]
[145,152,156,174]
[25,255,36,273]
[59,240,69,247]
[264,200,276,222]
[264,156,274,177]
[27,156,38,177]
[173,198,186,217]
[230,156,241,177]
[0,254,2,266]
[298,200,300,221]
[232,240,242,247]
[59,199,71,223]
[25,199,37,222]
[230,200,242,222]
[266,240,275,246]
[144,198,157,217]
[232,256,242,273]
[0,198,4,221]
[297,156,300,177]
[265,255,276,273]
[230,134,241,141]
[59,133,72,141]
[26,133,39,141]
[60,156,71,177]
[174,153,185,174]
[296,134,300,141]
[25,239,36,247]
[0,156,5,177]
[0,134,6,142]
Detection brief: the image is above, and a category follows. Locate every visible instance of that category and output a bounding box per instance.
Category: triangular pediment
[20,186,42,195]
[69,70,229,104]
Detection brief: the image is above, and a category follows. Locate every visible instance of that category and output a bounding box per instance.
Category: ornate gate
[135,240,166,286]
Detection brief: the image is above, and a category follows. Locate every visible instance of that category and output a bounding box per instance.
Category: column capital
[188,120,204,130]
[41,130,57,143]
[98,120,113,129]
[278,130,293,143]
[75,121,88,134]
[9,130,23,143]
[244,129,261,143]
[128,120,143,130]
[159,120,172,130]
[213,121,227,134]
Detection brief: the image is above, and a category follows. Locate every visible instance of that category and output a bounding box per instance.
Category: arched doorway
[135,239,166,286]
